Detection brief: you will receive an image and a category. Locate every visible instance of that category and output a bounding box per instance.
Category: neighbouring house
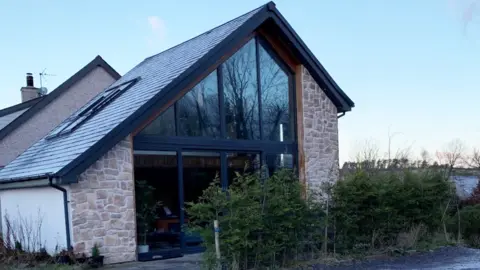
[0,56,120,169]
[0,56,120,252]
[0,2,354,264]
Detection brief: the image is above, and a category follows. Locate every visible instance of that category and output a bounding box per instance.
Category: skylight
[46,78,139,140]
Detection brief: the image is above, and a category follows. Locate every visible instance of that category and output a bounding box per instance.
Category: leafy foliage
[449,204,480,247]
[331,170,455,252]
[186,167,478,269]
[186,169,324,269]
[135,180,162,245]
[91,243,100,258]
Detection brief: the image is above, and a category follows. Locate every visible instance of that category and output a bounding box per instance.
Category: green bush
[186,169,324,269]
[449,204,480,247]
[187,168,461,269]
[331,170,454,252]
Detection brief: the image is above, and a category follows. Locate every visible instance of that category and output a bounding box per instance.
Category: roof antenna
[39,68,56,96]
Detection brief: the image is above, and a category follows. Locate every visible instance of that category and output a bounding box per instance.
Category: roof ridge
[143,3,267,62]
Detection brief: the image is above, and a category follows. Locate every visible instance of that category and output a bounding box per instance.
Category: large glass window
[259,45,291,141]
[223,40,260,140]
[138,37,293,143]
[139,106,176,136]
[177,72,220,137]
[227,152,261,186]
[265,153,294,177]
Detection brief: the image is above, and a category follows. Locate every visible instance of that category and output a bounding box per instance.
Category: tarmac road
[312,246,480,270]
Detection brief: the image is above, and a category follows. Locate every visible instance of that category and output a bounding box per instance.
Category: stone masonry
[301,66,339,192]
[69,137,136,264]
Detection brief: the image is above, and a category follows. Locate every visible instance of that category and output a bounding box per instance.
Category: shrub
[450,204,480,247]
[186,169,324,269]
[188,167,461,269]
[331,170,454,252]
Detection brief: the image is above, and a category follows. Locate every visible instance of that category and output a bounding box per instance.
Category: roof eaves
[266,3,355,112]
[57,6,272,183]
[0,172,53,184]
[0,56,121,141]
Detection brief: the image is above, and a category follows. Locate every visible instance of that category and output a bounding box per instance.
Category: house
[0,2,354,264]
[0,56,120,169]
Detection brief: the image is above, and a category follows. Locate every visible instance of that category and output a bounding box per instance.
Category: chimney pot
[21,73,40,102]
[26,73,34,87]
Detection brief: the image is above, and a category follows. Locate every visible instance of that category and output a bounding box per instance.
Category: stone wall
[301,66,339,192]
[69,137,136,264]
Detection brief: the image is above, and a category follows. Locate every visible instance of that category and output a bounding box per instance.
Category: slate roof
[0,2,354,183]
[0,5,263,182]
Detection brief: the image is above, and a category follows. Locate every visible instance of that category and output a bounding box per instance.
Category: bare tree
[461,148,480,169]
[435,139,466,174]
[349,139,381,170]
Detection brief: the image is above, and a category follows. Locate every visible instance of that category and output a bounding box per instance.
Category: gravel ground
[107,246,480,270]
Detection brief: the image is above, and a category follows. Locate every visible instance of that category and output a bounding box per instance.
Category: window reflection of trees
[140,37,292,142]
[259,45,290,142]
[223,39,259,140]
[177,71,220,137]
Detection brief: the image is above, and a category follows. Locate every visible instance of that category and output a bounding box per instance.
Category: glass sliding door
[265,152,294,178]
[227,152,261,186]
[182,151,221,253]
[134,151,182,260]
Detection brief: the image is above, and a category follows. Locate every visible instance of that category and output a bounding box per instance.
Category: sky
[0,0,479,163]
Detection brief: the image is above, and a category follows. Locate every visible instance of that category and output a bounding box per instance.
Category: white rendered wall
[0,187,67,254]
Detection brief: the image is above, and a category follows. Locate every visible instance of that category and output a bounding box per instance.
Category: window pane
[134,152,181,252]
[259,44,291,141]
[223,39,260,140]
[265,153,294,178]
[139,106,176,136]
[227,152,261,186]
[177,71,220,137]
[182,151,221,250]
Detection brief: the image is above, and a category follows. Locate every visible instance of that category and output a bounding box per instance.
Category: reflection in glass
[183,151,221,251]
[177,71,220,137]
[223,39,260,140]
[259,44,291,141]
[139,106,176,136]
[227,152,261,186]
[134,152,181,252]
[265,153,294,178]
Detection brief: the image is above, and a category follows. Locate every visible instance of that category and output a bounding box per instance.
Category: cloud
[147,16,167,48]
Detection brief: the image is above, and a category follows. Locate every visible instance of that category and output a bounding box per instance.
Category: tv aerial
[39,68,56,96]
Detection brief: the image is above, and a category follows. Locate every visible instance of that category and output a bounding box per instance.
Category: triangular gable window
[139,36,293,142]
[46,78,139,139]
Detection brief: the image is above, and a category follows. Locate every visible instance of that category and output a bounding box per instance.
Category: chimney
[20,73,40,102]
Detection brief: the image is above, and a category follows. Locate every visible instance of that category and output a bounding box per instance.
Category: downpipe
[49,177,72,249]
